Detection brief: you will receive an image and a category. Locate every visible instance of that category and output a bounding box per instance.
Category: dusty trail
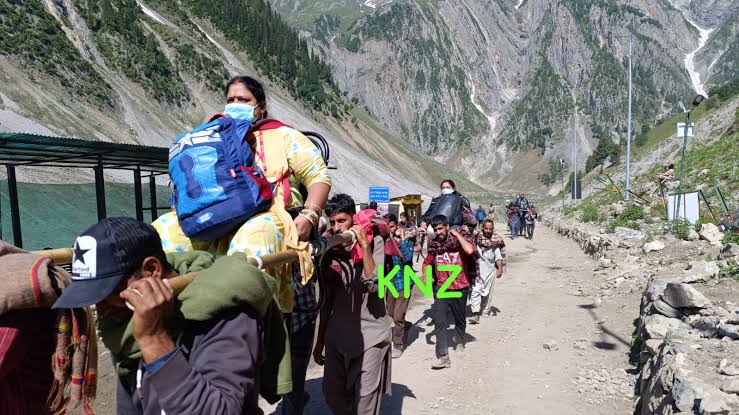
[93,223,640,414]
[265,223,639,414]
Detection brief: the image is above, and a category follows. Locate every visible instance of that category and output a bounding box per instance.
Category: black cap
[52,217,164,309]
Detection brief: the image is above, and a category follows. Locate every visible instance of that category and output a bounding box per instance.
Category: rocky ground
[546,210,739,414]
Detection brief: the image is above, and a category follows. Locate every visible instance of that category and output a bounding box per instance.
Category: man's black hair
[127,249,174,278]
[325,193,356,216]
[369,201,378,210]
[430,214,448,227]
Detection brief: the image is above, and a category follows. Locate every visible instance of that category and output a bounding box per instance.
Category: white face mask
[441,188,454,196]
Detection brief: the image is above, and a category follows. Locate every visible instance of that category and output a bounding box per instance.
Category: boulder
[598,257,614,269]
[681,260,719,283]
[644,339,664,355]
[719,324,739,340]
[683,315,721,338]
[718,244,739,260]
[644,240,666,253]
[688,228,700,241]
[700,223,724,246]
[673,377,739,414]
[652,298,683,318]
[662,283,711,309]
[642,314,692,340]
[721,379,739,395]
[719,359,739,376]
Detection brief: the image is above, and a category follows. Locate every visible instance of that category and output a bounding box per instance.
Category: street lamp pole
[625,30,633,201]
[623,16,650,201]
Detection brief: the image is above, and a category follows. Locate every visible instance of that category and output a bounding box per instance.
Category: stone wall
[636,280,739,414]
[543,216,645,258]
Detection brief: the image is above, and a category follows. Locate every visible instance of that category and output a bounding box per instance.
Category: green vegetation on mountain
[146,21,230,93]
[79,0,189,105]
[503,56,572,151]
[563,87,738,228]
[537,159,567,186]
[185,0,348,116]
[585,135,621,173]
[337,2,488,150]
[0,0,115,108]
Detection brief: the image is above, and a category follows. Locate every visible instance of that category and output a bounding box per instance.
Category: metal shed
[0,133,170,248]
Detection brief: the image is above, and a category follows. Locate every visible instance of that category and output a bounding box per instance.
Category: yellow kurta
[153,125,331,313]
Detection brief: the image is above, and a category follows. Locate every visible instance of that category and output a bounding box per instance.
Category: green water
[0,181,170,250]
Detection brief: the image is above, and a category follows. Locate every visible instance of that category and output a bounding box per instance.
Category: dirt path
[94,223,641,414]
[264,223,640,414]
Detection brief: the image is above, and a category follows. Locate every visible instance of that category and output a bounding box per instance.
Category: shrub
[582,204,603,223]
[620,205,645,221]
[723,232,739,245]
[671,219,691,241]
[607,205,645,232]
[718,262,739,281]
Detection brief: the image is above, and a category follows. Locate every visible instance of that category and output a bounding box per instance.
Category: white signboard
[667,191,700,224]
[376,202,389,217]
[676,122,694,138]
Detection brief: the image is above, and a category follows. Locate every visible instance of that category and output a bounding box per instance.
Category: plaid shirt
[291,267,318,333]
[424,229,479,289]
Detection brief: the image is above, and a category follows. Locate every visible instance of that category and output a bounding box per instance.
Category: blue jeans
[510,218,520,238]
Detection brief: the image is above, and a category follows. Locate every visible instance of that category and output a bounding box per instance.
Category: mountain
[271,0,738,191]
[0,0,486,200]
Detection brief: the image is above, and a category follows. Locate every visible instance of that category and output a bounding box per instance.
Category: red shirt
[0,309,56,415]
[423,242,475,290]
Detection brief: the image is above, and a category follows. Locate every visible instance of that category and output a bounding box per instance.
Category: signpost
[369,186,390,216]
[676,122,694,138]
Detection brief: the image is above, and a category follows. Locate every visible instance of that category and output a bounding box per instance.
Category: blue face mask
[224,103,258,121]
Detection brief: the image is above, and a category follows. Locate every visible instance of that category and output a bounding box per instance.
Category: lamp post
[624,16,650,201]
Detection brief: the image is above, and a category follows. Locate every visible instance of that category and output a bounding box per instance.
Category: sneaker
[431,355,451,369]
[454,343,466,353]
[469,313,480,324]
[392,347,404,359]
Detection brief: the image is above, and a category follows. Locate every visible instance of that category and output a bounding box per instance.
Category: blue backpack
[168,114,273,240]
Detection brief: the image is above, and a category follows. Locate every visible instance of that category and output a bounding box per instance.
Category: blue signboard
[368,186,390,203]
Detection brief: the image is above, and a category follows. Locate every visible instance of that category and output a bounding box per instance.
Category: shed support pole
[149,173,158,222]
[7,165,22,248]
[134,168,144,221]
[94,159,106,220]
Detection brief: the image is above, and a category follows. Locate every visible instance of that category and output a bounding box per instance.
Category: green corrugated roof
[0,132,169,173]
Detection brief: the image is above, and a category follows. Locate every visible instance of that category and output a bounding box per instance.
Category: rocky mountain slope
[0,0,486,200]
[272,0,738,191]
